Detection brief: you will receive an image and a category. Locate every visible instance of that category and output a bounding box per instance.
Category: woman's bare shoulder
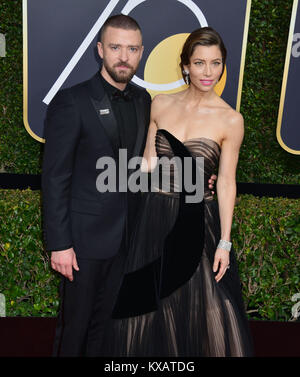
[215,99,244,143]
[152,92,178,106]
[150,93,179,118]
[217,98,243,126]
[227,109,244,133]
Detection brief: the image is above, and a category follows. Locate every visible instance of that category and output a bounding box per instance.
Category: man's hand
[51,248,79,281]
[208,174,217,195]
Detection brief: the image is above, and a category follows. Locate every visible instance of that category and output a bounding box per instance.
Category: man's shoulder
[60,72,103,95]
[52,78,84,98]
[50,74,99,107]
[62,76,93,96]
[128,82,151,102]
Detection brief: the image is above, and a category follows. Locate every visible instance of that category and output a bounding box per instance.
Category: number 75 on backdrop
[23,0,251,142]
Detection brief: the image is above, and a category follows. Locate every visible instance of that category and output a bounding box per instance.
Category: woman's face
[184,44,223,92]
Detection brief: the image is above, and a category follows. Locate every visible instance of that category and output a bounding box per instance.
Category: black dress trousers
[52,230,127,357]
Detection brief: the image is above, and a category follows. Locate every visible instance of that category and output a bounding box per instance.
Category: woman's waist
[150,186,215,201]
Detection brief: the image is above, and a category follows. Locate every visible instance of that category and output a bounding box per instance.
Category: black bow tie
[111,88,133,101]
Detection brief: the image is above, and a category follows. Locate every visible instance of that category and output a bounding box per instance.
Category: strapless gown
[102,129,254,357]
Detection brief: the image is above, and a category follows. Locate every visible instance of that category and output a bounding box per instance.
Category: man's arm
[42,89,81,280]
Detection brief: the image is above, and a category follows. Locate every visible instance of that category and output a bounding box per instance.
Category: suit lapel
[90,95,119,158]
[87,73,149,159]
[87,72,119,158]
[132,93,147,158]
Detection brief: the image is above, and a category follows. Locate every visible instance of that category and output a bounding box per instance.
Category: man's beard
[103,59,137,84]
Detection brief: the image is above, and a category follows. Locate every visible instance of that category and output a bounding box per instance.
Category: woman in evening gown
[102,27,254,357]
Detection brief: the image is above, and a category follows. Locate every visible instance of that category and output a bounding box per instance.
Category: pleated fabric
[102,129,254,357]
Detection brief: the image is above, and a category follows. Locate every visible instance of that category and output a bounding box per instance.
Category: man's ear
[97,42,104,59]
[140,45,144,60]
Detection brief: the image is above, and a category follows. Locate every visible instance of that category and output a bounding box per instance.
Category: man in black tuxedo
[42,15,151,356]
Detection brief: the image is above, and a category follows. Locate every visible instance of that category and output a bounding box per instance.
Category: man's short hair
[98,14,142,42]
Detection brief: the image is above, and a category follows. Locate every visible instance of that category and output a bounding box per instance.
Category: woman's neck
[184,83,217,106]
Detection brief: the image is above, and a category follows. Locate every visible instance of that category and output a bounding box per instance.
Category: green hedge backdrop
[0,189,299,320]
[0,0,299,320]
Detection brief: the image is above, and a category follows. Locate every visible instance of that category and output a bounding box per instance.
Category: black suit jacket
[42,72,151,259]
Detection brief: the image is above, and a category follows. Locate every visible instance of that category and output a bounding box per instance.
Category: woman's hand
[213,248,230,283]
[208,174,217,195]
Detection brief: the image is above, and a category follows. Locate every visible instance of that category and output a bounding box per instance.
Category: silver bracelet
[217,239,232,252]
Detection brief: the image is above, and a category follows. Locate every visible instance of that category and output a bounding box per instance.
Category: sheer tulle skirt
[102,191,253,357]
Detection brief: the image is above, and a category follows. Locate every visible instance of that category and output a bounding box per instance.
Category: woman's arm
[140,95,163,172]
[213,111,244,282]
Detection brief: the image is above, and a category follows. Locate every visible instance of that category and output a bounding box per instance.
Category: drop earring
[183,70,190,85]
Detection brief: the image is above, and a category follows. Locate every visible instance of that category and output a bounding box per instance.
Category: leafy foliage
[0,0,299,321]
[0,189,299,321]
[232,195,300,321]
[0,189,59,316]
[238,0,299,183]
[0,0,42,174]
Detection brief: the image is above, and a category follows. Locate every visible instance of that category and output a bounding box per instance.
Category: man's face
[98,26,144,84]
